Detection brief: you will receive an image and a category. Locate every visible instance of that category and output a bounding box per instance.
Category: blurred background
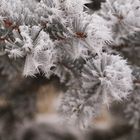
[0,0,140,140]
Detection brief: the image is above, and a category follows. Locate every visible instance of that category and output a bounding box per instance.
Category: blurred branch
[86,124,133,140]
[133,80,140,84]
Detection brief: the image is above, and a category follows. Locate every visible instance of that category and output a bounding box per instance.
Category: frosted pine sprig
[5,25,56,77]
[99,0,140,45]
[59,88,102,129]
[82,53,133,104]
[0,0,38,25]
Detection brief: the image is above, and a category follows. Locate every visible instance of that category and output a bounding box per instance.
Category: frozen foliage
[59,53,133,128]
[54,53,85,86]
[99,0,140,46]
[0,0,134,129]
[82,53,133,104]
[0,0,38,24]
[59,88,102,128]
[0,0,111,77]
[4,25,56,77]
